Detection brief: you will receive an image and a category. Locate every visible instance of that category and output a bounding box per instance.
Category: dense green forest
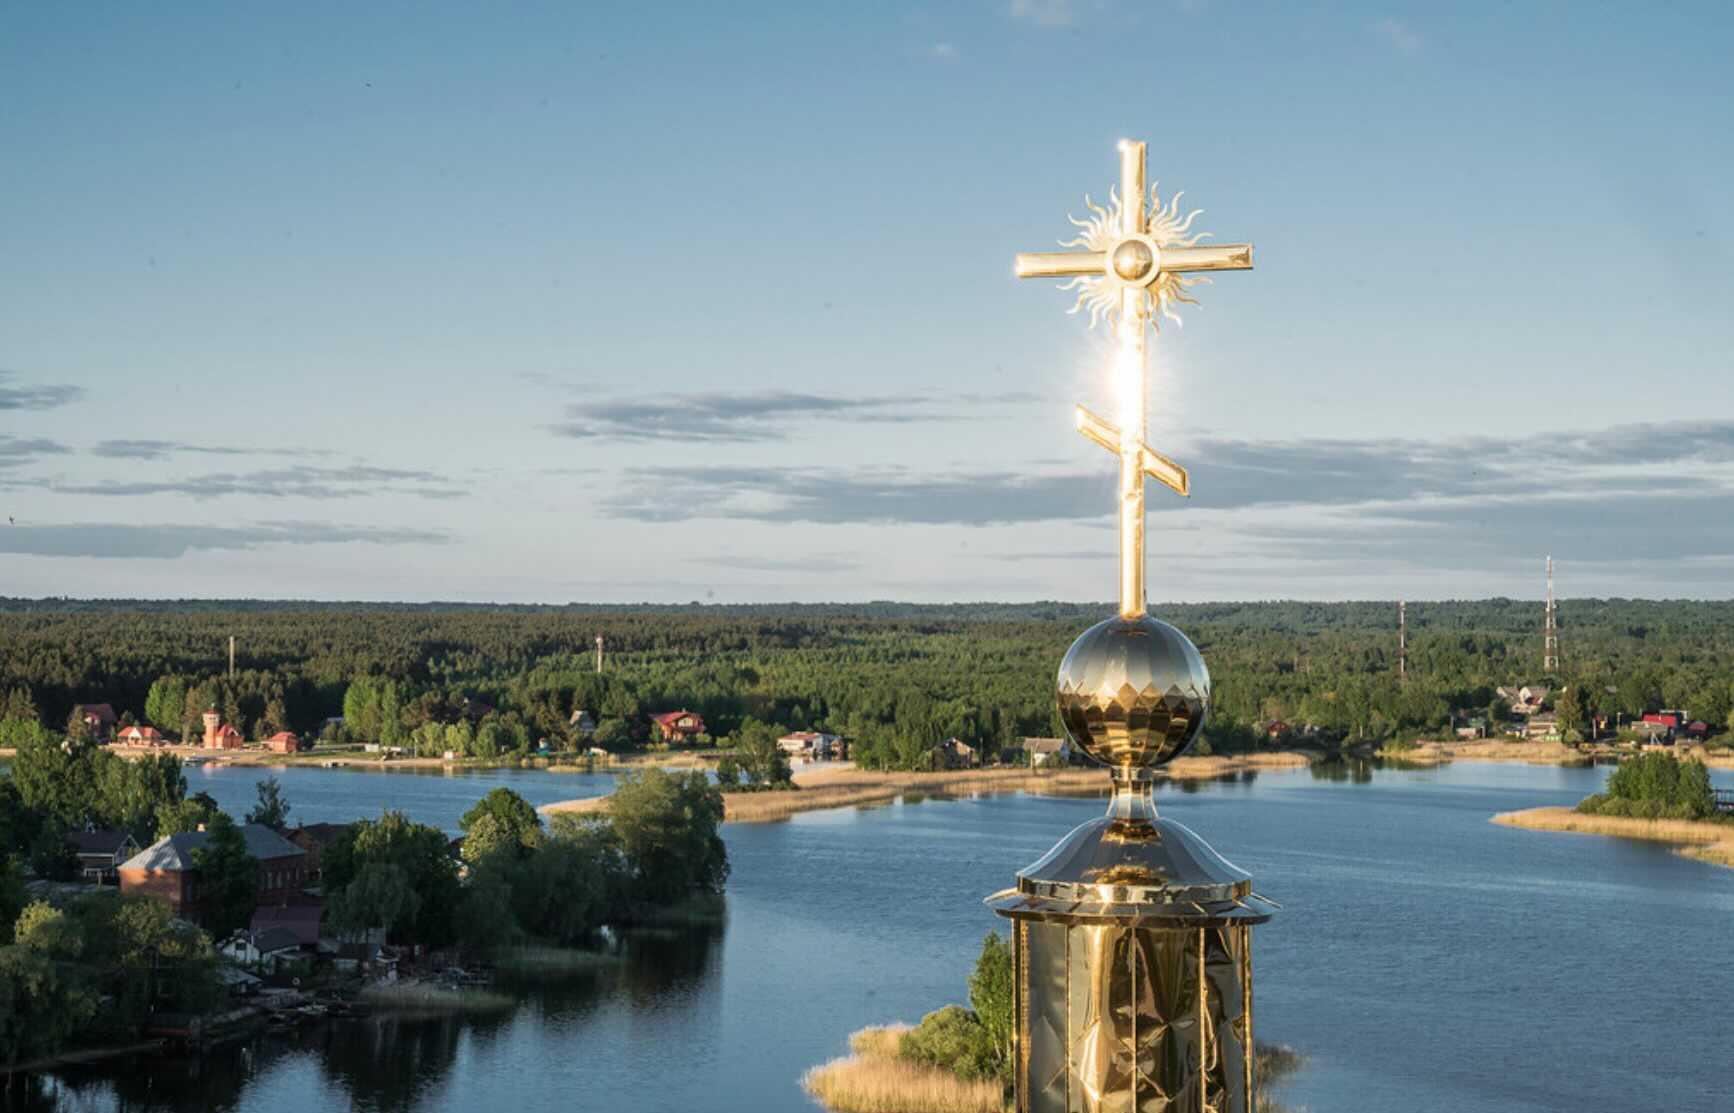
[2,598,1733,764]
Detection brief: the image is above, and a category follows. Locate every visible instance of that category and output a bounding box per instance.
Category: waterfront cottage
[116,724,165,746]
[933,737,979,769]
[266,730,303,754]
[650,710,705,744]
[1021,737,1072,768]
[119,824,309,922]
[778,730,843,758]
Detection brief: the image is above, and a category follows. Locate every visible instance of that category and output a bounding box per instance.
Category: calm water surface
[23,761,1734,1112]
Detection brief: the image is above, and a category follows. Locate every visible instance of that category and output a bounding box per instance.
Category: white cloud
[1009,0,1078,29]
[1372,17,1421,53]
[929,42,960,62]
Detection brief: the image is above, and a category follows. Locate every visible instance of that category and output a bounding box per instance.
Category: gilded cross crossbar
[1016,140,1252,619]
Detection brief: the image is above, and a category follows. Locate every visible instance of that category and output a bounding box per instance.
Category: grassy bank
[803,1025,1004,1113]
[804,1024,1304,1113]
[1385,740,1590,766]
[1491,805,1734,869]
[543,752,1313,824]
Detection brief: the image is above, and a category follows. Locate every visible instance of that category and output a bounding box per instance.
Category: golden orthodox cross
[1015,140,1253,619]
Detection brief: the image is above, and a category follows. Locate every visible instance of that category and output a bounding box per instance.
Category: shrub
[900,1005,997,1081]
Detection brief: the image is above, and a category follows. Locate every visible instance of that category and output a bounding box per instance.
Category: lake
[18,760,1734,1112]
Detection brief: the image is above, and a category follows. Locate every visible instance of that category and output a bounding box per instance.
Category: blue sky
[2,1,1731,603]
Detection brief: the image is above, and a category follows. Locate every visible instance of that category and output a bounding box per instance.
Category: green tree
[968,931,1014,1083]
[453,859,520,955]
[516,816,625,943]
[323,811,460,944]
[191,813,258,939]
[245,776,292,828]
[13,902,82,960]
[144,676,187,735]
[330,862,420,939]
[0,944,96,1068]
[156,792,222,840]
[378,683,405,748]
[1554,686,1586,743]
[609,769,728,906]
[731,719,792,787]
[460,788,542,851]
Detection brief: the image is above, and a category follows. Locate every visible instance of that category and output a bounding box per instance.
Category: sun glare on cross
[1059,184,1213,329]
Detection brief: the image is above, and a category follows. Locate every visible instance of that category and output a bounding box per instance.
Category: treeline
[315,773,727,954]
[4,599,1734,761]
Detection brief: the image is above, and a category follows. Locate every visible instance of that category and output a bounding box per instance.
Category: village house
[201,709,245,750]
[1496,686,1551,715]
[933,737,979,769]
[219,926,304,971]
[285,822,350,884]
[650,710,705,744]
[115,724,166,746]
[65,829,140,884]
[569,708,598,734]
[1524,712,1562,742]
[1021,737,1072,768]
[118,824,308,922]
[250,902,323,947]
[266,730,304,754]
[1454,716,1489,741]
[777,731,844,759]
[73,703,117,741]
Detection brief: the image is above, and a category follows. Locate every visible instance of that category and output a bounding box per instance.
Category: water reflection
[20,922,724,1113]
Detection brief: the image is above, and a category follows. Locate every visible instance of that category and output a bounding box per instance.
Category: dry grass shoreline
[1386,739,1734,770]
[803,1025,1004,1113]
[542,752,1313,824]
[1491,805,1734,869]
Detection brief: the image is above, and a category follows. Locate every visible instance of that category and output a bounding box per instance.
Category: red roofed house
[116,724,165,746]
[74,703,118,741]
[650,710,705,744]
[266,731,304,754]
[203,709,246,750]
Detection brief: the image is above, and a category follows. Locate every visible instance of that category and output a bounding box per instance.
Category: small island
[1493,751,1734,868]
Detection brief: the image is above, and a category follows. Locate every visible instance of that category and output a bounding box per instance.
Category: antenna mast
[228,635,236,679]
[1398,599,1407,682]
[595,634,605,674]
[1543,556,1559,673]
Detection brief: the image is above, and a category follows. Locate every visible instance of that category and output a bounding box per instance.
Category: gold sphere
[1110,239,1156,283]
[1056,614,1210,770]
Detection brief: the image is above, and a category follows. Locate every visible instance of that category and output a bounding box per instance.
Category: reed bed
[802,1055,1006,1113]
[491,946,619,974]
[1492,805,1734,870]
[358,981,515,1012]
[848,1023,911,1060]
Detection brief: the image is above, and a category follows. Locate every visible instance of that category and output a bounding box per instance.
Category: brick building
[118,824,308,922]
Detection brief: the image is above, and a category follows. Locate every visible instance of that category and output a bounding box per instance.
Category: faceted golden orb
[1110,238,1156,283]
[1056,614,1211,770]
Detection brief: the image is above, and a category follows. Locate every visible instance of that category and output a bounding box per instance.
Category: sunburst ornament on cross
[1016,139,1253,619]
